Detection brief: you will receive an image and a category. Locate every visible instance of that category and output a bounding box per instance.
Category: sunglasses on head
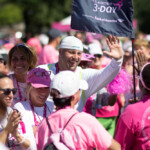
[94,54,102,58]
[33,71,51,78]
[0,88,17,95]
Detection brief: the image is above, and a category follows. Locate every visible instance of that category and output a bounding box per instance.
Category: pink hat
[81,53,95,62]
[27,38,42,55]
[26,68,51,88]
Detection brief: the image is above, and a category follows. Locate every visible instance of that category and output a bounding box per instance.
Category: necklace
[30,101,47,126]
[13,74,26,102]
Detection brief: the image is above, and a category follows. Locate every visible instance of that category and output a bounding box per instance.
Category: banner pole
[131,38,136,102]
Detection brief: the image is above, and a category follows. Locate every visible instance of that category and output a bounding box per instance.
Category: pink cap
[27,38,42,55]
[26,68,51,88]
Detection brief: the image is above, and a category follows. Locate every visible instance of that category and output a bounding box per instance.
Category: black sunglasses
[0,88,17,95]
[94,54,102,58]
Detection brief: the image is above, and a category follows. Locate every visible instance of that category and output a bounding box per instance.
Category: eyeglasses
[34,71,51,77]
[0,88,17,95]
[82,53,95,59]
[27,71,51,80]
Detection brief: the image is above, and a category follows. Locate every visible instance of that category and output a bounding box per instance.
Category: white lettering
[106,6,112,13]
[99,6,117,13]
[100,6,105,12]
[112,7,117,13]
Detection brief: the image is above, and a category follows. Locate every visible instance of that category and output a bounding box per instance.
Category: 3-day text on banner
[71,0,134,38]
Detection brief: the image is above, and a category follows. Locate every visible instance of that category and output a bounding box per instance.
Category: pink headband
[140,63,150,90]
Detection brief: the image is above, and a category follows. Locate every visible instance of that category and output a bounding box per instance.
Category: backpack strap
[46,117,52,133]
[63,112,78,130]
[46,112,78,133]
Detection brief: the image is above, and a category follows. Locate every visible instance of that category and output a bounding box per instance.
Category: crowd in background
[0,28,149,150]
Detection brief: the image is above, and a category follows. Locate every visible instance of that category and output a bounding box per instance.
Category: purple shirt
[115,95,150,150]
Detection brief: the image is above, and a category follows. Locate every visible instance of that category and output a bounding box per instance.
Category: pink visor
[81,53,95,62]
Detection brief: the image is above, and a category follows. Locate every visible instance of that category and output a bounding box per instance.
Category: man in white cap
[37,35,123,112]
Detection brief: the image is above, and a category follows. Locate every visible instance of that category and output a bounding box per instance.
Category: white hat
[88,42,103,55]
[51,71,88,98]
[59,36,83,51]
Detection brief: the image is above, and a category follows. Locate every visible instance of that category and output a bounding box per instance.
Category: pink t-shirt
[36,107,112,150]
[101,56,111,68]
[96,95,122,118]
[38,45,58,65]
[115,95,150,150]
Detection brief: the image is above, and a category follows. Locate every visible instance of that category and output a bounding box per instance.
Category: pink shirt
[115,95,150,150]
[38,45,58,65]
[101,57,111,68]
[36,107,112,150]
[96,95,122,118]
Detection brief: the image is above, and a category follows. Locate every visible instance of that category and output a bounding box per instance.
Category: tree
[134,0,150,33]
[0,3,23,25]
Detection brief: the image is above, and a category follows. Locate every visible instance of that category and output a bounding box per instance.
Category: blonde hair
[134,39,150,50]
[26,83,33,100]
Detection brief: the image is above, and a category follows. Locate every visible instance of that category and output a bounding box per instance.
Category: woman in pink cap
[8,44,37,107]
[36,71,121,150]
[13,68,54,150]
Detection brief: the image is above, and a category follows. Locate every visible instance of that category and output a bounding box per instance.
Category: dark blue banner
[71,0,134,38]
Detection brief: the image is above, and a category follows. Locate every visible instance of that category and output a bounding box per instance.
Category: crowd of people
[0,28,149,150]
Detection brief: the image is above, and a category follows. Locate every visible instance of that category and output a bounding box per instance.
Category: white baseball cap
[88,42,103,55]
[51,71,88,98]
[59,36,83,51]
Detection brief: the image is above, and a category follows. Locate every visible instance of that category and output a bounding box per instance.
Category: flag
[71,0,134,38]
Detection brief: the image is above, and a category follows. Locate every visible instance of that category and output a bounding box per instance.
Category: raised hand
[135,50,147,74]
[104,35,123,60]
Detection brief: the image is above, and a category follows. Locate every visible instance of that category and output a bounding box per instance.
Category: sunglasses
[34,71,51,77]
[94,54,102,58]
[0,88,17,95]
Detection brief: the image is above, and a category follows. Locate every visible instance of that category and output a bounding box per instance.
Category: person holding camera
[0,73,36,150]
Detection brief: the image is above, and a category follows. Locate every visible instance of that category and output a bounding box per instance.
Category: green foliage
[1,0,150,34]
[134,0,150,33]
[0,3,23,25]
[0,0,72,34]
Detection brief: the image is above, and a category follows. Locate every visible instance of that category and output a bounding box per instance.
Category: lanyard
[13,74,26,101]
[30,102,47,126]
